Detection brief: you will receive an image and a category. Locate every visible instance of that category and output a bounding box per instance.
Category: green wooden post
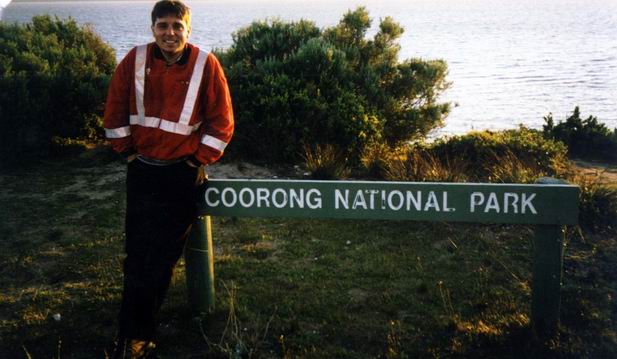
[531,225,564,338]
[184,216,215,315]
[531,177,567,339]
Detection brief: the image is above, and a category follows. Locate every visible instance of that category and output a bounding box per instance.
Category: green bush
[384,147,469,182]
[302,144,350,180]
[576,176,617,233]
[543,107,617,162]
[0,16,115,167]
[218,7,450,163]
[427,127,569,181]
[374,127,568,183]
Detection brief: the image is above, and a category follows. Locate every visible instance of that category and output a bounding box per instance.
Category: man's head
[151,0,191,57]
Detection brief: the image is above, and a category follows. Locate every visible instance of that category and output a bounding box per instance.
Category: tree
[543,107,617,162]
[218,7,450,163]
[0,15,116,166]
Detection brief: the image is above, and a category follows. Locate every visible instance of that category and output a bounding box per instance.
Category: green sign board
[197,179,579,225]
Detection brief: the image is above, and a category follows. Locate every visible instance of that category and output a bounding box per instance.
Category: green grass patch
[0,149,615,358]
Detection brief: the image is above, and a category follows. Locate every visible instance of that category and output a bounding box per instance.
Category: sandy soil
[205,161,277,179]
[572,160,617,184]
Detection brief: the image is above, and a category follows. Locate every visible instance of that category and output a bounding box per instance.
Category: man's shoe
[130,339,157,359]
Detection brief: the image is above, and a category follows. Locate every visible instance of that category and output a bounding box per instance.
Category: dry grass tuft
[572,173,617,233]
[385,148,468,182]
[199,281,275,359]
[484,149,546,183]
[302,144,350,180]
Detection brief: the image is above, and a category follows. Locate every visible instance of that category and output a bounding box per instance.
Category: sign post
[531,224,564,338]
[185,215,215,314]
[185,179,579,337]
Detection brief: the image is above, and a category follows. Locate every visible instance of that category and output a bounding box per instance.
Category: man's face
[151,15,190,57]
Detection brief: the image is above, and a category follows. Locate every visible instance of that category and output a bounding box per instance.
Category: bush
[375,127,569,183]
[360,142,400,180]
[543,107,617,162]
[0,16,115,167]
[302,144,350,180]
[218,7,450,163]
[575,176,617,233]
[384,147,469,182]
[428,127,569,181]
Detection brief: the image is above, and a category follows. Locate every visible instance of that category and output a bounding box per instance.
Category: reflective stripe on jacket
[103,42,234,165]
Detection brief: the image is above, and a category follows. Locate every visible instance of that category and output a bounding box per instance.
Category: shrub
[360,142,400,180]
[428,127,569,181]
[574,176,617,233]
[378,127,568,184]
[483,149,546,184]
[0,16,115,167]
[384,147,468,182]
[302,144,350,180]
[218,7,450,163]
[543,107,617,162]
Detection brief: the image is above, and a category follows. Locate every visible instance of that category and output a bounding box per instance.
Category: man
[103,1,233,357]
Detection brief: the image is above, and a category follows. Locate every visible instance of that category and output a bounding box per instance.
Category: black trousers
[118,160,199,340]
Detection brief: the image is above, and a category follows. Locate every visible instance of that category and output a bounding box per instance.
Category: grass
[0,147,616,358]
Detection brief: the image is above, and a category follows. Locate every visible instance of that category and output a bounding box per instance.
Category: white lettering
[205,187,220,207]
[368,190,379,210]
[306,189,322,209]
[470,192,485,212]
[335,189,349,210]
[504,192,518,214]
[484,192,500,213]
[522,193,537,214]
[289,189,304,208]
[424,191,440,211]
[387,190,404,210]
[239,188,255,208]
[406,191,422,211]
[221,187,237,207]
[272,188,288,208]
[256,188,270,208]
[352,190,367,210]
[442,191,455,212]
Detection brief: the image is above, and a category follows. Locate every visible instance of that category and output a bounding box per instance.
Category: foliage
[0,15,115,167]
[302,144,350,180]
[360,142,401,180]
[369,127,568,183]
[543,107,617,162]
[384,147,469,182]
[218,7,450,163]
[428,127,569,182]
[575,175,617,233]
[482,149,546,184]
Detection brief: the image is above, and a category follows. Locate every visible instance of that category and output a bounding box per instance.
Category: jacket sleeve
[103,49,135,157]
[192,53,234,165]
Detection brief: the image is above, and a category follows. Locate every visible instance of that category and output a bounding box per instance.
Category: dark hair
[151,0,191,26]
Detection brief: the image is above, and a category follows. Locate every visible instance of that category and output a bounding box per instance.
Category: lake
[2,0,616,135]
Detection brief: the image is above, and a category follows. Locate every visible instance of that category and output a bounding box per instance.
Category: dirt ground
[572,159,617,185]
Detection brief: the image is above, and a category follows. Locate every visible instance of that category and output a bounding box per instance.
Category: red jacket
[103,43,234,165]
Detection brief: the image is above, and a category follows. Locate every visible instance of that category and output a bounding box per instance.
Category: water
[3,0,616,135]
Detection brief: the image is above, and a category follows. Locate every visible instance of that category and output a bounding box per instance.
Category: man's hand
[127,154,137,163]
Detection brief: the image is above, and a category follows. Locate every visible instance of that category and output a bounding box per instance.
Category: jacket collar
[153,43,192,65]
